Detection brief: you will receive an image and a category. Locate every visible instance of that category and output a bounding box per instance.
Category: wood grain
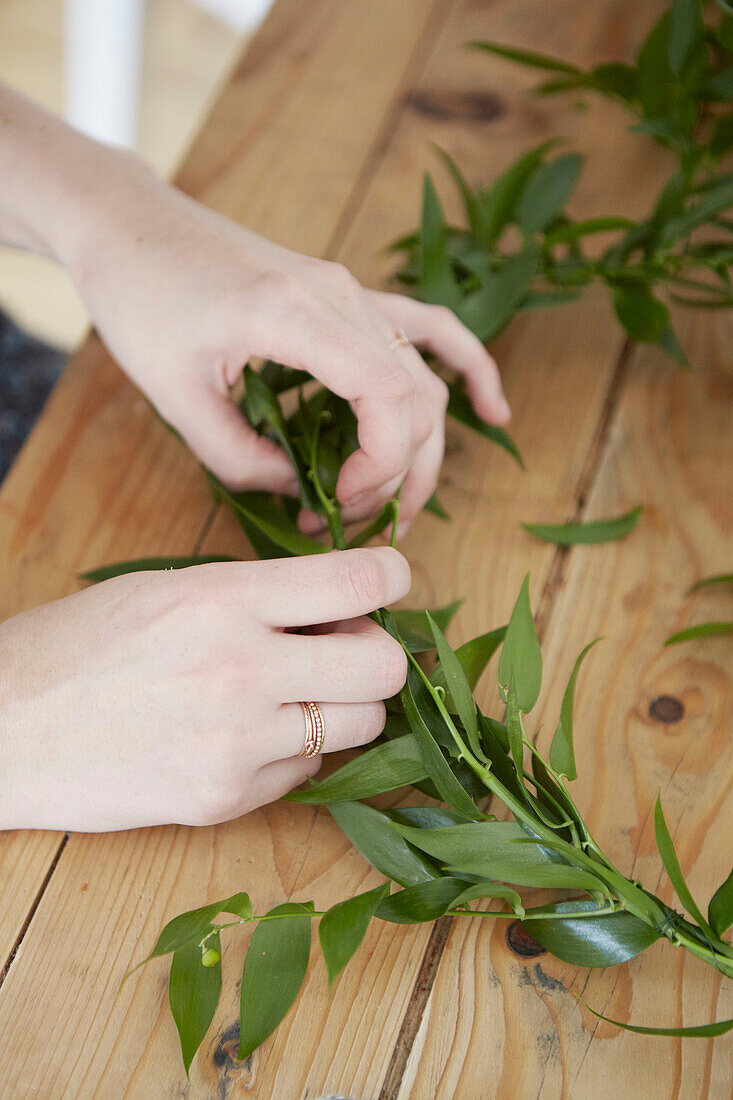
[0,0,729,1097]
[0,0,451,979]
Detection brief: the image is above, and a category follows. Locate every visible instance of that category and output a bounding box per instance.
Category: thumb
[169,384,299,494]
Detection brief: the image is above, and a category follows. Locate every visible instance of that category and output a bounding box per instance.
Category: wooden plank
[0,0,451,974]
[399,317,733,1100]
[0,2,679,1099]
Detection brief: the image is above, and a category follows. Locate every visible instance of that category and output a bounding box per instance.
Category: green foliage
[394,5,733,365]
[523,506,643,545]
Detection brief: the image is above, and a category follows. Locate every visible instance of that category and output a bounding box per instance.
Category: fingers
[237,546,411,628]
[256,754,323,803]
[396,418,446,536]
[276,628,408,702]
[369,290,511,425]
[170,383,299,493]
[263,699,386,763]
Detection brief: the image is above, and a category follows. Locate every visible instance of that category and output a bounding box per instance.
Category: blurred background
[0,0,274,350]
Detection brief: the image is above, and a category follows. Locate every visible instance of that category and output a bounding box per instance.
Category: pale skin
[0,86,510,831]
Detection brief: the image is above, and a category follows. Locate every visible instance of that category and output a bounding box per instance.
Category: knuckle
[374,636,408,697]
[327,261,360,295]
[413,404,434,446]
[383,368,417,406]
[430,375,450,410]
[187,783,242,826]
[339,549,387,609]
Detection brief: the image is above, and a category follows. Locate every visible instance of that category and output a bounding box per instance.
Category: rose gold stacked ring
[298,701,325,757]
[388,328,411,351]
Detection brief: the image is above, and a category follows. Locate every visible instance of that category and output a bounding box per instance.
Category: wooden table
[1,0,731,1095]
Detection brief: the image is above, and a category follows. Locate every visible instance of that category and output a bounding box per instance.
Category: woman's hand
[67,156,510,536]
[0,548,410,832]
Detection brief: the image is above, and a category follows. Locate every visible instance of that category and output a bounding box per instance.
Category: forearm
[0,83,151,270]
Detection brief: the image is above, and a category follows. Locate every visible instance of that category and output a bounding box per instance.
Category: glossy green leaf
[393,822,603,891]
[579,1003,733,1038]
[636,13,676,118]
[505,682,526,779]
[613,284,670,342]
[330,801,440,887]
[450,880,525,917]
[447,385,523,466]
[665,621,733,645]
[390,600,463,653]
[517,154,583,234]
[238,902,313,1059]
[549,639,601,781]
[376,877,467,923]
[401,667,483,821]
[589,62,638,101]
[476,140,559,246]
[498,574,542,714]
[526,900,660,967]
[433,145,483,239]
[169,931,222,1076]
[687,573,733,593]
[430,626,507,705]
[387,805,471,830]
[222,486,329,557]
[420,174,462,310]
[654,796,716,938]
[151,893,252,958]
[662,180,733,243]
[544,216,636,246]
[471,40,582,76]
[708,866,733,937]
[427,614,480,756]
[523,506,643,545]
[319,884,389,986]
[283,735,427,804]
[668,0,703,77]
[347,500,397,547]
[81,554,238,582]
[658,326,690,368]
[243,365,313,506]
[698,65,733,100]
[458,247,537,342]
[424,490,450,521]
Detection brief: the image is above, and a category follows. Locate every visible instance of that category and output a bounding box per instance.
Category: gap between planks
[378,334,635,1100]
[0,0,458,1004]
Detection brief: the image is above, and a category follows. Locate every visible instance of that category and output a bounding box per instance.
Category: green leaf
[390,600,463,653]
[516,154,583,234]
[665,621,733,645]
[471,40,583,76]
[427,613,480,756]
[505,682,526,779]
[283,735,427,804]
[430,626,507,705]
[658,327,690,368]
[80,555,238,582]
[242,366,313,506]
[151,893,252,958]
[447,384,523,465]
[544,216,636,246]
[708,867,733,937]
[424,490,450,521]
[526,900,660,967]
[589,62,638,101]
[319,884,389,986]
[450,880,525,916]
[669,0,703,77]
[329,801,441,887]
[419,174,462,310]
[636,13,676,118]
[476,140,559,246]
[169,932,222,1076]
[710,114,733,160]
[401,667,483,821]
[346,500,396,548]
[217,483,330,557]
[612,284,670,343]
[387,805,470,830]
[549,639,601,781]
[662,180,733,243]
[498,574,542,714]
[579,1003,733,1038]
[698,65,733,100]
[392,822,603,891]
[432,145,483,239]
[376,877,467,923]
[654,795,716,938]
[523,505,643,545]
[458,247,538,342]
[688,573,733,594]
[238,902,313,1059]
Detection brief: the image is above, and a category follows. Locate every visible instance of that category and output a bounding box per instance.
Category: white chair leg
[64,0,146,148]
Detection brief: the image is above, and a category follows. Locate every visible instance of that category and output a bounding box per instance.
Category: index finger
[229,546,411,627]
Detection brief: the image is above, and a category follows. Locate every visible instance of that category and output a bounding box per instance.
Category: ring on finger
[387,328,412,352]
[298,700,325,757]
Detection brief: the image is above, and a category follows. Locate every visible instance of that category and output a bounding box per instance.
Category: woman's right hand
[0,547,410,832]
